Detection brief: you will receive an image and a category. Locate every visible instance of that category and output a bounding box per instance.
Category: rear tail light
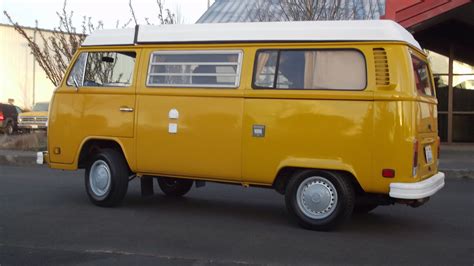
[382,169,395,178]
[0,111,4,121]
[412,139,419,177]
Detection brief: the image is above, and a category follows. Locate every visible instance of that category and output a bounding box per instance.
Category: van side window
[254,51,278,88]
[253,50,367,90]
[147,50,243,88]
[66,51,136,88]
[411,55,434,97]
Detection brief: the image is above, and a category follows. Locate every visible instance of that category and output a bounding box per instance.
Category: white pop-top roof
[82,20,421,49]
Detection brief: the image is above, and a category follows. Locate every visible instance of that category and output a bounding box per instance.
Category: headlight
[18,117,22,123]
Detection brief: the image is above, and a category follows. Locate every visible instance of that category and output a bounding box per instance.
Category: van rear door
[411,54,439,180]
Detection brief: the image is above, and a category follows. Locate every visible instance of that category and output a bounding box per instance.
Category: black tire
[85,148,130,207]
[5,122,14,135]
[285,170,355,231]
[353,202,378,214]
[157,177,193,197]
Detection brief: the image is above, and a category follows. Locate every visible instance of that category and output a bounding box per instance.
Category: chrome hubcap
[89,160,111,198]
[296,176,338,219]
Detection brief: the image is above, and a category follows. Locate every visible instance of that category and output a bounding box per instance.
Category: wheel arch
[273,163,364,195]
[76,137,133,172]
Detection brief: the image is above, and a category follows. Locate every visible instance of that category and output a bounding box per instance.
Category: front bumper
[389,172,445,199]
[37,151,49,165]
[18,124,47,130]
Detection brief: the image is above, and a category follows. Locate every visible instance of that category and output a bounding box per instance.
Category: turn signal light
[382,169,395,178]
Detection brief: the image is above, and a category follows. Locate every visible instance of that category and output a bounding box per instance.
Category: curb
[441,169,474,180]
[0,153,473,179]
[0,153,43,167]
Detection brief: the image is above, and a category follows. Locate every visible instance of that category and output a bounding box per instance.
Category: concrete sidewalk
[0,149,41,167]
[0,145,473,178]
[439,145,474,179]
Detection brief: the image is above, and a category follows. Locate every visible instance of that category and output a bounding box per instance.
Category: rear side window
[253,49,366,90]
[411,55,434,97]
[146,50,243,88]
[67,51,136,88]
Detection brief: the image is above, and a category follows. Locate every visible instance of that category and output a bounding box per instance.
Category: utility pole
[32,20,37,106]
[208,0,210,8]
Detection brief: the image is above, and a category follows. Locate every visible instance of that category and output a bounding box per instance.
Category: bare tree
[4,0,177,87]
[139,0,178,25]
[3,1,95,86]
[174,4,186,25]
[254,0,384,22]
[156,0,177,24]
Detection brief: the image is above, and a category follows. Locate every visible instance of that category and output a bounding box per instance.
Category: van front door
[136,49,244,182]
[48,49,139,164]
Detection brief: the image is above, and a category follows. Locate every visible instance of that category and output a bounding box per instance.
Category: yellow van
[42,20,444,230]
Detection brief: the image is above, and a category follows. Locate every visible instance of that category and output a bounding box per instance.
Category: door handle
[119,106,134,112]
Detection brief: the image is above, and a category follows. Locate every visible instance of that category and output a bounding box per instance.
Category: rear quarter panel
[372,46,439,193]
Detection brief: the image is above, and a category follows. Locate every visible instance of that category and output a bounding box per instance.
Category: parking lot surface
[0,165,473,265]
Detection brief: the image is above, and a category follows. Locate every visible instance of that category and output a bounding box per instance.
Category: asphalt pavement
[0,165,473,265]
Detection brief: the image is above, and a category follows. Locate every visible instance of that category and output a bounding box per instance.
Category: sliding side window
[147,50,243,88]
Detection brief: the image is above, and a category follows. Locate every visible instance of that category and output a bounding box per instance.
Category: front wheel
[85,149,130,207]
[157,177,193,197]
[285,170,355,231]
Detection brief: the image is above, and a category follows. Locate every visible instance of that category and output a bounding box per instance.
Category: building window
[429,50,474,142]
[253,49,366,90]
[67,51,136,88]
[147,50,243,88]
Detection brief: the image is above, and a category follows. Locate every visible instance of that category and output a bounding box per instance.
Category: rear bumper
[389,172,445,199]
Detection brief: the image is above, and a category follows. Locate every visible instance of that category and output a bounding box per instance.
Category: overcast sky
[1,0,215,29]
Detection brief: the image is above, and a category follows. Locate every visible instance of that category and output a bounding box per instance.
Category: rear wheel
[85,149,129,207]
[5,122,13,135]
[285,170,355,231]
[157,177,193,197]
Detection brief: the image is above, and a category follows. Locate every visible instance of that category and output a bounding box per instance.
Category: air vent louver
[373,48,390,86]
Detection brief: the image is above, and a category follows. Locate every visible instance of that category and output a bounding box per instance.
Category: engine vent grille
[373,48,390,86]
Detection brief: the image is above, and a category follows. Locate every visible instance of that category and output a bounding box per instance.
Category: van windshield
[412,55,434,97]
[32,103,49,112]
